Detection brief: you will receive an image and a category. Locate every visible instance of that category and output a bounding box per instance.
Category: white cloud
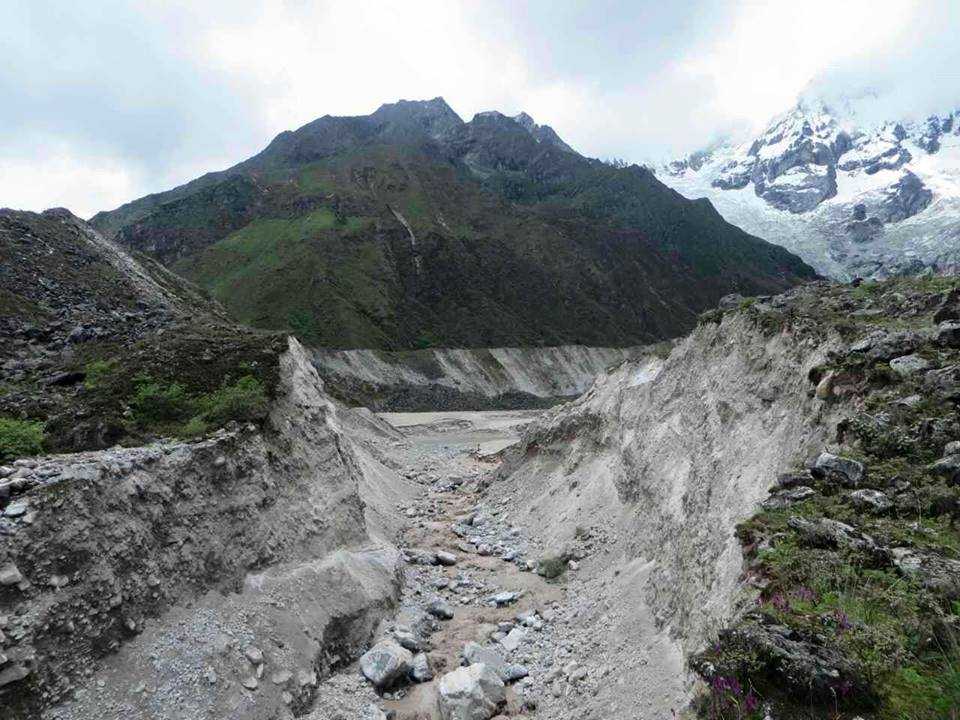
[0,142,137,219]
[2,0,956,214]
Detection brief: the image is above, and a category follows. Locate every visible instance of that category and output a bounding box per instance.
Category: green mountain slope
[91,98,818,349]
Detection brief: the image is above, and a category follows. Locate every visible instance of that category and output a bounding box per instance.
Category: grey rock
[243,646,264,665]
[393,626,422,652]
[4,500,29,518]
[763,485,816,509]
[463,642,510,681]
[360,640,413,689]
[788,516,873,550]
[938,321,960,349]
[849,489,893,513]
[241,676,258,690]
[410,652,433,682]
[437,664,506,720]
[810,452,865,487]
[489,591,519,607]
[436,551,458,566]
[0,564,23,586]
[500,627,526,653]
[427,599,455,620]
[929,454,960,484]
[890,548,960,599]
[889,354,930,376]
[0,664,30,688]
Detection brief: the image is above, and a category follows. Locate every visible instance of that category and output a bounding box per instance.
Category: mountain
[90,97,816,350]
[662,97,960,280]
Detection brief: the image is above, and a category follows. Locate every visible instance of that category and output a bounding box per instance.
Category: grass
[129,373,267,438]
[0,417,45,463]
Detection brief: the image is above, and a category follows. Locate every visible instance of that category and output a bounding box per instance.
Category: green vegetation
[536,555,568,580]
[696,276,960,720]
[130,373,267,438]
[0,417,45,463]
[83,359,116,389]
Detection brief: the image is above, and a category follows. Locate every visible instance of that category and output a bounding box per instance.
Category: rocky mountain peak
[662,94,960,279]
[371,96,464,140]
[512,111,577,154]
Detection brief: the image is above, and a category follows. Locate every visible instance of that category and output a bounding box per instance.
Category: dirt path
[310,409,564,720]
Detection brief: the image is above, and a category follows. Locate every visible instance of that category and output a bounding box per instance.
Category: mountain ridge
[91,97,817,350]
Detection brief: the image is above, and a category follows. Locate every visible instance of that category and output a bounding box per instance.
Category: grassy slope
[693,277,960,720]
[93,121,817,350]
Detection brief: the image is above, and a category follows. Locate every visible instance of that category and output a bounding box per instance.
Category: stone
[437,664,506,720]
[890,548,960,599]
[243,646,264,665]
[393,625,422,652]
[241,676,258,690]
[410,653,433,682]
[849,489,893,513]
[4,500,29,518]
[0,663,30,688]
[763,486,815,509]
[788,516,873,550]
[929,454,960,484]
[0,466,13,479]
[405,549,439,566]
[360,640,413,689]
[889,354,931,376]
[427,599,455,620]
[436,551,458,566]
[814,371,835,399]
[271,669,293,685]
[500,627,526,653]
[490,591,519,607]
[810,452,865,487]
[937,321,960,348]
[0,564,23,586]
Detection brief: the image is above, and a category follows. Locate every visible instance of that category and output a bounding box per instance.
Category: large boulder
[810,452,866,487]
[436,664,506,720]
[360,640,413,690]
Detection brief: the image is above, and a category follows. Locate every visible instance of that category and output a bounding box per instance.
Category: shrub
[536,555,568,580]
[0,417,45,463]
[84,359,115,389]
[199,375,267,425]
[130,374,192,424]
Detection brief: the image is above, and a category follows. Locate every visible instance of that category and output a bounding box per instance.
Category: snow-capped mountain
[661,98,960,279]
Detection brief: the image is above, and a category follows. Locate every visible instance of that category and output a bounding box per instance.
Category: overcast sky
[1,0,957,218]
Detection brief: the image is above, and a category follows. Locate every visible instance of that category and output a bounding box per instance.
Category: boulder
[360,640,413,690]
[810,453,865,487]
[890,548,960,599]
[889,354,930,376]
[411,652,433,683]
[437,664,506,720]
[929,454,960,484]
[849,489,893,514]
[788,516,874,550]
[436,551,458,566]
[427,599,455,620]
[763,486,815,509]
[937,321,960,349]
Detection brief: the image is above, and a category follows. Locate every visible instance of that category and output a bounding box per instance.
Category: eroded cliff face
[0,339,413,719]
[491,297,842,712]
[314,345,649,411]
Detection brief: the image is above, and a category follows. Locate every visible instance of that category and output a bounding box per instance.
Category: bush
[84,359,115,389]
[128,373,267,436]
[0,417,45,463]
[130,374,192,424]
[199,375,267,425]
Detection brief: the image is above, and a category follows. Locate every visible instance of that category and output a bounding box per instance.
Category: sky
[1,0,957,218]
